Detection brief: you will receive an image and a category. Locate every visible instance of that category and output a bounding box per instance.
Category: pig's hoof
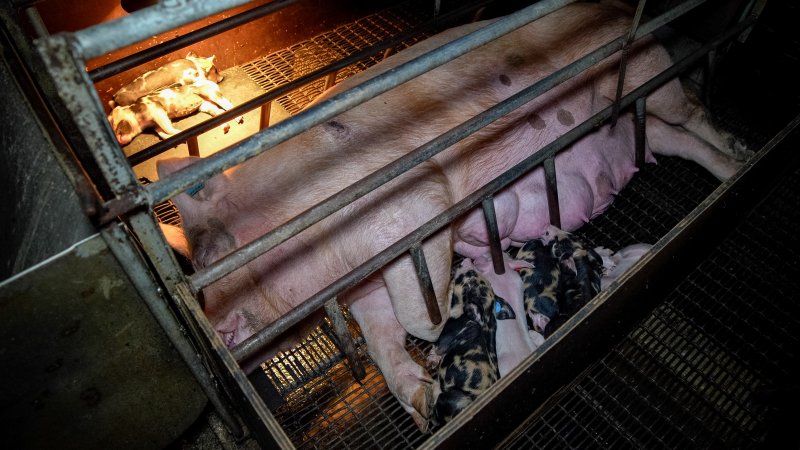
[410,383,434,433]
[237,116,245,125]
[223,124,231,134]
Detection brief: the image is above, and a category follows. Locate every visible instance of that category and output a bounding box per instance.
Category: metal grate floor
[240,1,432,115]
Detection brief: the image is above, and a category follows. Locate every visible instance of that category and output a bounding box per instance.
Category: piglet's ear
[186,50,197,58]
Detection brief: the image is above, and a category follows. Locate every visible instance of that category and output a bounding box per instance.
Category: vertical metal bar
[634,97,647,170]
[24,6,49,38]
[481,196,506,275]
[543,157,561,228]
[260,101,272,130]
[324,70,338,91]
[323,299,366,381]
[703,48,717,107]
[188,136,200,157]
[410,244,443,325]
[610,0,647,127]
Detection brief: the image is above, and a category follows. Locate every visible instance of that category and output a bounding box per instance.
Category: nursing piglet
[472,253,542,377]
[427,259,513,428]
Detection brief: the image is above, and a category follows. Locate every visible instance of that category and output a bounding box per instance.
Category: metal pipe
[323,298,366,381]
[543,157,561,228]
[71,0,254,60]
[481,196,506,275]
[635,97,647,169]
[610,0,647,126]
[148,0,580,205]
[410,244,443,325]
[125,0,494,167]
[189,0,708,293]
[88,0,299,82]
[232,13,755,364]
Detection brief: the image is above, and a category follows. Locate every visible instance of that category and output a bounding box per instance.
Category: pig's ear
[507,258,533,271]
[494,297,516,320]
[186,50,197,58]
[160,222,190,258]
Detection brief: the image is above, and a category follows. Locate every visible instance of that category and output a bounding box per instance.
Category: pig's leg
[646,115,742,180]
[349,286,434,432]
[199,101,236,134]
[150,108,183,139]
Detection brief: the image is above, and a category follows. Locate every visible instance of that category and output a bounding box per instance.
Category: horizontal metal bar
[69,0,253,60]
[148,0,579,205]
[189,0,706,294]
[233,11,753,365]
[126,0,493,167]
[88,0,299,82]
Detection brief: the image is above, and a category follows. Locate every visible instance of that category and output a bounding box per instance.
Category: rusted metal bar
[187,136,200,157]
[324,70,338,91]
[543,157,561,228]
[323,298,366,381]
[481,196,506,275]
[259,101,272,130]
[410,244,443,325]
[231,14,756,365]
[635,97,647,169]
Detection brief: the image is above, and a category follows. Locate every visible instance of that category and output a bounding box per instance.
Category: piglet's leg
[349,286,434,433]
[150,108,183,139]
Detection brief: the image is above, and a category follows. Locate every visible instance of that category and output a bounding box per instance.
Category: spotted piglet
[514,239,561,336]
[427,258,513,429]
[540,225,604,335]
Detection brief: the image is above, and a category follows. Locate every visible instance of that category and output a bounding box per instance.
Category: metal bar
[703,48,717,106]
[125,0,494,167]
[148,0,580,205]
[543,157,561,228]
[323,298,367,381]
[100,222,244,438]
[231,13,755,365]
[324,70,338,91]
[259,101,272,130]
[410,244,443,325]
[35,34,143,201]
[69,0,254,60]
[88,0,299,82]
[188,136,200,157]
[634,97,646,169]
[24,6,49,39]
[189,0,709,294]
[610,0,647,126]
[481,197,506,275]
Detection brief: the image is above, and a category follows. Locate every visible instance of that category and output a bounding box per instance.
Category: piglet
[540,225,604,336]
[514,239,561,335]
[427,258,512,428]
[111,52,223,107]
[598,243,653,290]
[473,252,542,377]
[108,79,239,145]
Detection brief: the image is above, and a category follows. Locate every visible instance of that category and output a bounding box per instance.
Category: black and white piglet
[517,225,605,336]
[426,258,513,428]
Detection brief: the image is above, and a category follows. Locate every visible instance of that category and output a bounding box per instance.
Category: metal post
[260,101,272,130]
[323,299,366,381]
[543,157,561,228]
[410,244,443,325]
[481,196,506,275]
[635,97,647,169]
